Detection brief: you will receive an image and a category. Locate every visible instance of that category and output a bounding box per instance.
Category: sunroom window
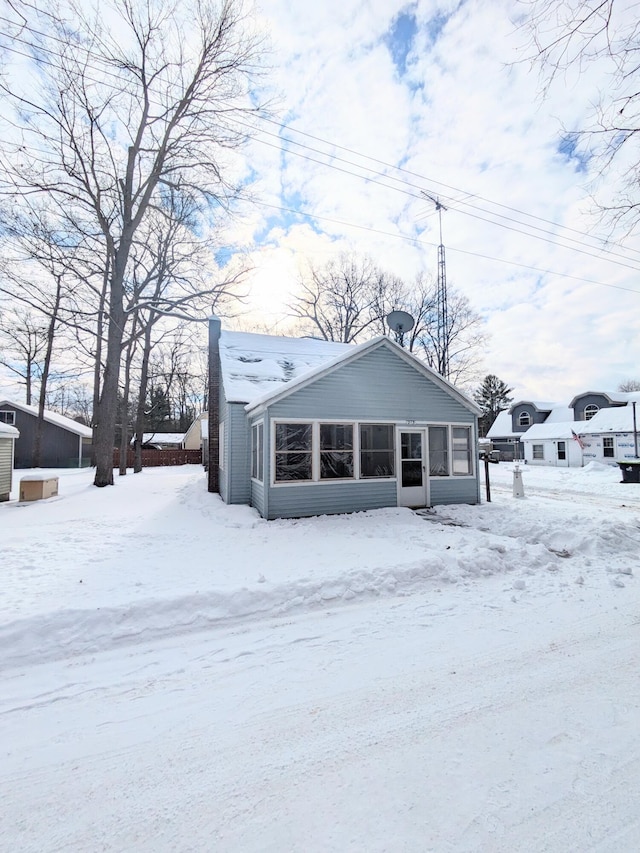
[359,424,394,478]
[452,427,472,475]
[320,424,354,479]
[251,422,264,480]
[428,426,449,476]
[274,423,312,481]
[533,444,544,460]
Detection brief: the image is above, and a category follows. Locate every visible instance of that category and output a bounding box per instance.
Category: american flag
[571,429,585,449]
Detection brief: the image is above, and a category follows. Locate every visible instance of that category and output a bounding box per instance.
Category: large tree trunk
[133,322,154,474]
[33,275,63,467]
[93,265,126,487]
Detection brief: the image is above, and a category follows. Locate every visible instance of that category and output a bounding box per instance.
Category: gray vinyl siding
[510,404,549,433]
[267,346,475,424]
[430,477,479,506]
[260,346,478,519]
[2,405,90,469]
[250,478,266,516]
[225,402,251,504]
[572,394,617,421]
[266,479,397,520]
[0,438,13,501]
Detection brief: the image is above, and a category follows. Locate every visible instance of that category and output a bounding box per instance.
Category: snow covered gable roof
[486,411,518,438]
[0,422,19,438]
[580,405,640,433]
[545,406,574,422]
[0,399,92,438]
[521,421,584,441]
[241,334,481,416]
[135,432,185,446]
[220,330,352,405]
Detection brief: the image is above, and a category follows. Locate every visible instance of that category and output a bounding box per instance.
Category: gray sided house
[0,400,93,469]
[0,422,19,501]
[207,319,481,520]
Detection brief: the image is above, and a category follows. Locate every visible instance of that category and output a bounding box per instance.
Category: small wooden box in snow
[19,475,59,502]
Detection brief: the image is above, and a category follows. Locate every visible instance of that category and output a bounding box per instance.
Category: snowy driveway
[1,462,640,851]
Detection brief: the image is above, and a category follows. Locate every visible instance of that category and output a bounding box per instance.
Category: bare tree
[406,287,488,390]
[289,254,394,343]
[520,0,640,234]
[0,309,47,404]
[0,0,266,486]
[618,379,640,392]
[289,253,486,388]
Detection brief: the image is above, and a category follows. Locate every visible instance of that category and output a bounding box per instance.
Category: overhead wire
[250,198,640,295]
[2,20,640,291]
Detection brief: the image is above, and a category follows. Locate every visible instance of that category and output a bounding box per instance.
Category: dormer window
[584,405,599,421]
[518,412,531,427]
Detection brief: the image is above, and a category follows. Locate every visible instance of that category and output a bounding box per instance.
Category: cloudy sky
[225,0,640,402]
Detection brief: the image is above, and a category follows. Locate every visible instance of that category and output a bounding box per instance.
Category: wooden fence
[113,448,202,468]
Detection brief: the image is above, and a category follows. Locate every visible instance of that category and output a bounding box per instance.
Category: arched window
[519,412,531,427]
[584,404,599,421]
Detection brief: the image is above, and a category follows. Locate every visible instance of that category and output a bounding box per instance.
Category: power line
[249,198,640,296]
[232,124,640,274]
[253,113,640,260]
[3,22,640,286]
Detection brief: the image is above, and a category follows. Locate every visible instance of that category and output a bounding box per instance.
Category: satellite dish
[386,310,415,346]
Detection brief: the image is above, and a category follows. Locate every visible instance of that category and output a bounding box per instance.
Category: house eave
[243,337,481,417]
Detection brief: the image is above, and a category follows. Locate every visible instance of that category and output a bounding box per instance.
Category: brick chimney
[208,315,221,493]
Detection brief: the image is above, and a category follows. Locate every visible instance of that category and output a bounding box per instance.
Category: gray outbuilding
[0,400,92,469]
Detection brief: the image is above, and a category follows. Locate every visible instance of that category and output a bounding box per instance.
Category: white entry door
[397,429,427,507]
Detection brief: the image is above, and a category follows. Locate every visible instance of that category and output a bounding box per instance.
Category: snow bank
[1,463,638,669]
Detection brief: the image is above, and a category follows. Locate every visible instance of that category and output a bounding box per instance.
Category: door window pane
[402,460,422,487]
[557,441,566,461]
[401,432,422,459]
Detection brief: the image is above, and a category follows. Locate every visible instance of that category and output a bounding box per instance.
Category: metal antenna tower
[422,193,449,379]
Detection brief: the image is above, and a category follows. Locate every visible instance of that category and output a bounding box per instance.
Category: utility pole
[422,192,449,379]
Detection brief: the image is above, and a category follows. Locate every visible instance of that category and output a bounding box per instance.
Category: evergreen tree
[474,375,513,437]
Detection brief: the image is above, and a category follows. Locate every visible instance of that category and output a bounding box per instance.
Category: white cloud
[235,0,640,401]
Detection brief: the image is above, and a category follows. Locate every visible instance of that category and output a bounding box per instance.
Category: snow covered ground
[1,461,640,851]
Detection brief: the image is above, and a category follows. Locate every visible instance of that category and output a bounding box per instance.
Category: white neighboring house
[521,422,586,467]
[184,414,206,451]
[133,432,186,449]
[522,405,640,468]
[579,405,640,465]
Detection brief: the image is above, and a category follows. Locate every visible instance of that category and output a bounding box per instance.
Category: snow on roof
[521,421,582,441]
[568,390,640,407]
[486,411,518,438]
[240,334,481,415]
[0,399,92,438]
[219,330,353,404]
[0,422,19,437]
[509,400,558,413]
[545,406,574,422]
[580,405,640,433]
[139,432,185,445]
